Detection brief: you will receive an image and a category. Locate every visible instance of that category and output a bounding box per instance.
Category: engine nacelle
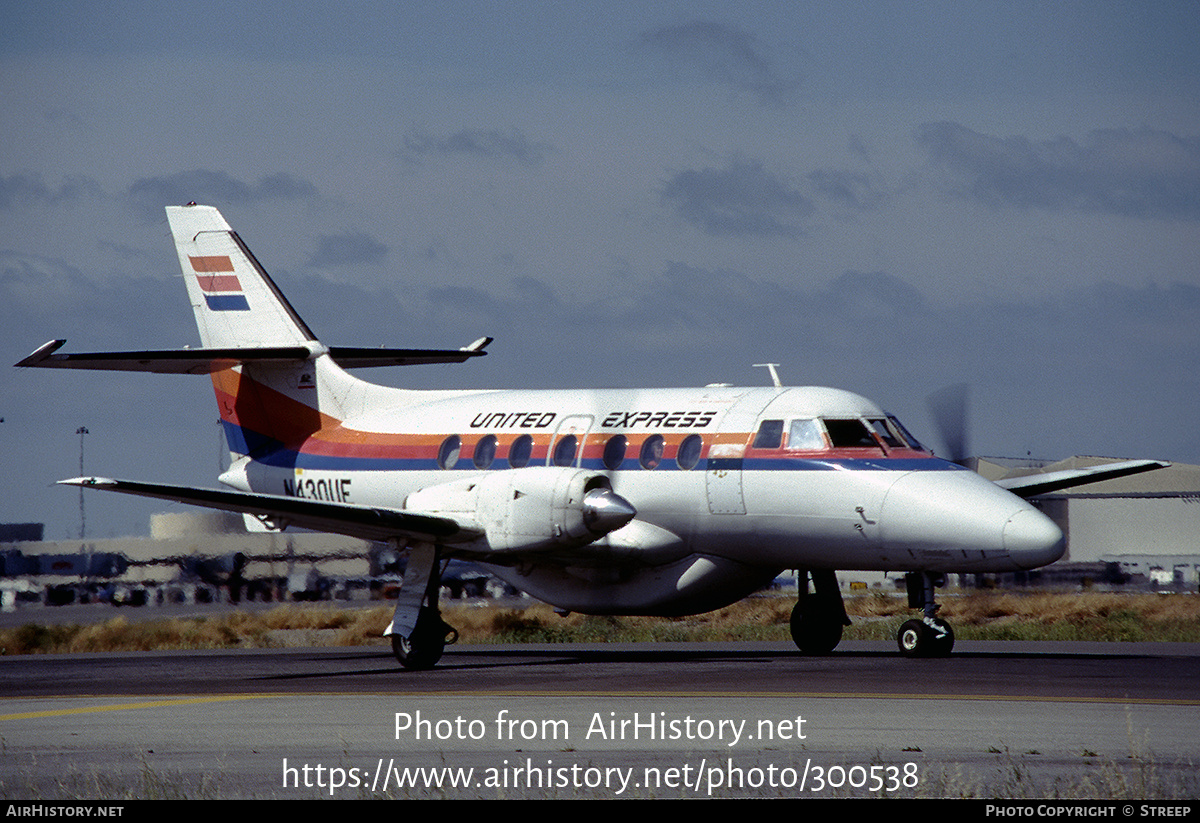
[405,467,636,553]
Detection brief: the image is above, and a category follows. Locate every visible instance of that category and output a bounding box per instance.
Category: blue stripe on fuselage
[221,429,966,474]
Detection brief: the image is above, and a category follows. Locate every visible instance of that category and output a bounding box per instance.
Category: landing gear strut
[897,571,954,657]
[789,569,851,655]
[386,542,458,670]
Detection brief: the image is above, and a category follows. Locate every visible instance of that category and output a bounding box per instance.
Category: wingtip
[15,339,66,368]
[57,476,116,487]
[461,336,493,353]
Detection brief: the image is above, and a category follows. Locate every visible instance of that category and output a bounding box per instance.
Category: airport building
[974,456,1200,588]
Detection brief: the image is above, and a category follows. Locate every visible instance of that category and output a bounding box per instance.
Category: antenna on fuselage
[753,363,783,388]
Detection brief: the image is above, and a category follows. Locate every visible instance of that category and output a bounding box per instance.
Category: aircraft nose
[1003,508,1065,569]
[879,468,1064,571]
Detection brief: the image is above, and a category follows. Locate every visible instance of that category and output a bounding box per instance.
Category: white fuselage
[220,381,1065,615]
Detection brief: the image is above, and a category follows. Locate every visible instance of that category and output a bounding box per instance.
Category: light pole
[76,426,88,540]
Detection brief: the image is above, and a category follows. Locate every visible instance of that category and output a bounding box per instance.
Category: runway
[3,641,1198,799]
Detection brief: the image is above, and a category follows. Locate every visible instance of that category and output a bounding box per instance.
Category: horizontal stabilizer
[16,340,312,374]
[326,344,488,368]
[58,476,480,544]
[16,339,487,373]
[996,459,1170,498]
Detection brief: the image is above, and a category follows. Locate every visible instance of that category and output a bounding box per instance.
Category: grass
[2,590,1198,654]
[841,590,1200,643]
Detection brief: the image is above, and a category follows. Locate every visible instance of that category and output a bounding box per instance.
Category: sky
[2,1,1198,540]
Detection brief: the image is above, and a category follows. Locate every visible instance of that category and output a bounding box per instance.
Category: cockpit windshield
[756,414,929,453]
[822,418,879,448]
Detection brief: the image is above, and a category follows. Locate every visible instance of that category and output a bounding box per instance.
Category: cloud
[805,168,887,212]
[0,173,102,209]
[0,251,189,348]
[307,232,388,268]
[402,128,552,167]
[826,270,924,318]
[638,19,795,106]
[661,158,812,237]
[916,123,1200,220]
[125,170,318,219]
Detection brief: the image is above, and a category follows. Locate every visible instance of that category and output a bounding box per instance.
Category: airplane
[17,203,1169,668]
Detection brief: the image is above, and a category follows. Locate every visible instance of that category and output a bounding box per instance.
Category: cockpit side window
[867,418,904,448]
[823,418,879,448]
[752,419,784,449]
[787,418,825,450]
[887,415,925,451]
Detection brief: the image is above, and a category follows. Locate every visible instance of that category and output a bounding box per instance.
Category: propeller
[926,383,970,465]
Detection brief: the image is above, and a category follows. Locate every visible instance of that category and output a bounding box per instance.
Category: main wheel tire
[897,619,928,657]
[928,619,954,657]
[391,610,455,670]
[897,618,955,658]
[790,602,844,655]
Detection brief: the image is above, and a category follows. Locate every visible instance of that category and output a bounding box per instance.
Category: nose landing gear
[898,571,954,657]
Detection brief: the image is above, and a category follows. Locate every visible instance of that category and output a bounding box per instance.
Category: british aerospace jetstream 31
[17,204,1166,668]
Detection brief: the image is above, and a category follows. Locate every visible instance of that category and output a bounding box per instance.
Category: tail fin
[17,203,489,465]
[167,204,316,350]
[165,205,353,463]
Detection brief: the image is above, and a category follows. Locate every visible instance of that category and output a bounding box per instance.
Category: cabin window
[676,434,703,470]
[552,434,578,467]
[787,419,825,450]
[752,419,784,449]
[602,435,627,470]
[473,434,497,469]
[639,434,665,469]
[508,434,533,468]
[437,435,461,469]
[823,419,879,448]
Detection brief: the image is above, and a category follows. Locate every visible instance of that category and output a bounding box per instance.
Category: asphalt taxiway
[3,641,1198,798]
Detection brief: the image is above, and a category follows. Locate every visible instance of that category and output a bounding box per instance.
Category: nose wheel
[898,572,954,657]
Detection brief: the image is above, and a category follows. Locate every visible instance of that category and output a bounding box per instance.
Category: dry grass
[2,591,1198,654]
[840,591,1200,642]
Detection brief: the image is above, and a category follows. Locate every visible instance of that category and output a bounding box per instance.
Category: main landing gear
[897,571,954,658]
[789,569,851,655]
[386,542,459,670]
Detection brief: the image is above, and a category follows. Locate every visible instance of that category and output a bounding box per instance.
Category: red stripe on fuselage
[210,369,937,463]
[211,368,328,448]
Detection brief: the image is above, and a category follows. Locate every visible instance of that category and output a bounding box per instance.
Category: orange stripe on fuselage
[211,369,451,458]
[211,368,330,448]
[209,369,938,463]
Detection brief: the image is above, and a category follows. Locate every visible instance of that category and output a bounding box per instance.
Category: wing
[57,477,481,544]
[995,459,1169,498]
[62,467,638,557]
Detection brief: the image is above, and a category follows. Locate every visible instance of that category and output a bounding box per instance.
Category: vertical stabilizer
[165,204,356,464]
[167,204,316,350]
